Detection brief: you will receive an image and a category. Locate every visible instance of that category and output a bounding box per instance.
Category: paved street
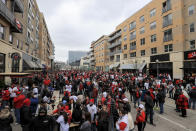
[12,91,196,131]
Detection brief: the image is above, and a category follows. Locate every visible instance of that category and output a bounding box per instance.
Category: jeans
[159,103,164,114]
[189,98,196,110]
[15,108,20,123]
[137,122,145,131]
[134,97,140,108]
[145,107,154,124]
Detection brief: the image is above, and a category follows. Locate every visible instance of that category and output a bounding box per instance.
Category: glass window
[9,34,13,43]
[151,47,157,54]
[151,34,157,42]
[129,21,136,31]
[140,15,145,23]
[124,45,127,50]
[140,38,145,45]
[163,28,172,42]
[130,31,136,40]
[190,40,195,49]
[0,53,5,73]
[150,21,156,30]
[16,40,19,48]
[124,54,127,59]
[163,14,172,27]
[130,52,136,57]
[130,41,136,50]
[141,50,145,56]
[124,35,127,41]
[190,23,195,32]
[150,9,156,17]
[188,5,195,16]
[2,0,6,4]
[140,27,145,34]
[162,0,171,13]
[164,44,173,52]
[0,24,5,40]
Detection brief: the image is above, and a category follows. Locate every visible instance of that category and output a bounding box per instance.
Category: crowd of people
[0,70,195,131]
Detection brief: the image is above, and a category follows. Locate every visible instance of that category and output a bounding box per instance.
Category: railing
[108,41,122,49]
[109,49,122,56]
[0,1,22,33]
[163,35,172,42]
[130,46,136,50]
[108,32,121,42]
[162,3,171,13]
[130,35,136,40]
[14,0,24,13]
[163,20,172,28]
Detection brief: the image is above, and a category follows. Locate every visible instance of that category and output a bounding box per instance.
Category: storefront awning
[23,58,38,69]
[109,63,120,69]
[137,63,147,72]
[36,62,44,69]
[119,64,135,70]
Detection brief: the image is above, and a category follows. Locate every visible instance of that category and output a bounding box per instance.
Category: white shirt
[144,82,149,90]
[33,88,38,98]
[9,87,18,98]
[87,104,97,121]
[56,115,69,131]
[116,114,129,131]
[66,85,72,92]
[69,95,78,103]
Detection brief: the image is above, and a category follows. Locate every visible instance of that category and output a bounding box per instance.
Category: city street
[12,91,196,131]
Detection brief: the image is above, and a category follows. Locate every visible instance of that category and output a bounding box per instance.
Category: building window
[151,47,157,54]
[150,8,156,17]
[162,0,171,13]
[163,14,172,27]
[130,31,136,40]
[140,38,145,45]
[124,54,127,59]
[129,21,136,31]
[124,35,127,41]
[163,28,172,42]
[141,50,145,56]
[9,34,13,43]
[164,44,173,52]
[190,23,195,32]
[0,53,5,73]
[190,40,195,49]
[16,40,19,48]
[123,26,127,32]
[11,53,21,73]
[2,0,6,4]
[116,55,120,62]
[151,34,157,42]
[124,44,127,50]
[0,24,5,40]
[130,52,136,57]
[188,5,195,16]
[140,15,145,23]
[150,21,156,30]
[130,41,136,50]
[140,27,145,34]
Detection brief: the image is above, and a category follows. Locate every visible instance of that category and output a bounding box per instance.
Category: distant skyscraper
[68,51,87,64]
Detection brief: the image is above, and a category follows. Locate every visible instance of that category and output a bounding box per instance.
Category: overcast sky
[37,0,152,62]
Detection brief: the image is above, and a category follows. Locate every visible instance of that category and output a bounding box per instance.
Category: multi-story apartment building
[107,0,196,79]
[0,0,54,84]
[93,35,109,71]
[108,30,122,71]
[89,42,95,70]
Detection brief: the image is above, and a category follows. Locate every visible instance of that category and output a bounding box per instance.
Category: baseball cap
[139,104,144,109]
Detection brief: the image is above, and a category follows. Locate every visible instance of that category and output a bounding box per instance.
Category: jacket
[13,94,25,109]
[20,105,33,125]
[2,90,10,101]
[156,91,165,103]
[145,95,154,108]
[80,121,91,131]
[0,111,13,131]
[189,89,196,99]
[177,94,189,109]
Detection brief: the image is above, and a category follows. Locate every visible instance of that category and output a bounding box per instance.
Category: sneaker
[15,123,19,125]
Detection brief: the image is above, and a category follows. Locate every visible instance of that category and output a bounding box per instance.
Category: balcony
[109,49,122,56]
[108,32,121,42]
[108,41,122,49]
[163,35,173,42]
[12,0,24,13]
[0,1,23,33]
[163,20,172,28]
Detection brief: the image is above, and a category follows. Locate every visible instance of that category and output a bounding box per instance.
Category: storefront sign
[184,50,196,60]
[150,54,169,62]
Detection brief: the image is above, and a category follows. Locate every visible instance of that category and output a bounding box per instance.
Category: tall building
[68,51,87,65]
[0,0,54,84]
[105,0,195,79]
[89,42,95,70]
[92,35,110,71]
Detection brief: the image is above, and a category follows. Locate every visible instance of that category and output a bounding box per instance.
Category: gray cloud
[37,0,152,62]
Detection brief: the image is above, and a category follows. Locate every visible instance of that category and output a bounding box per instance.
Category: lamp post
[156,59,159,78]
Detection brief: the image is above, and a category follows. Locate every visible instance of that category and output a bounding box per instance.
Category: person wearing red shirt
[177,91,189,117]
[13,92,25,124]
[135,104,146,131]
[2,87,10,108]
[92,87,98,105]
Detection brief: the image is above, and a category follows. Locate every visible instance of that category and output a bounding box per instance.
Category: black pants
[9,97,14,109]
[22,124,30,131]
[145,107,154,124]
[138,122,145,131]
[181,109,187,116]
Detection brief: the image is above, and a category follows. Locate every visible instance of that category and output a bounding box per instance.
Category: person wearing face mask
[30,108,54,131]
[87,99,97,131]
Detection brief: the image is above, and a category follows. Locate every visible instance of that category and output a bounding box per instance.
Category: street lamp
[156,59,159,78]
